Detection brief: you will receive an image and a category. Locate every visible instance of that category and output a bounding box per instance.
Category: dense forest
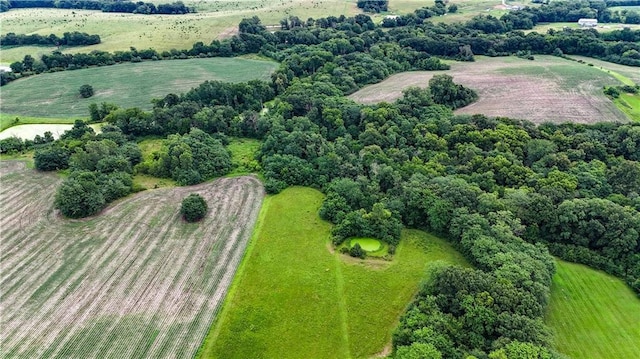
[0,0,192,14]
[3,5,640,358]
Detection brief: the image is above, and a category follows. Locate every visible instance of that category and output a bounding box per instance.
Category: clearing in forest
[0,57,277,118]
[0,161,264,358]
[545,259,640,359]
[199,187,468,359]
[350,55,630,124]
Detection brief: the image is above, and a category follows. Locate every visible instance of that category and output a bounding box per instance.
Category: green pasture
[615,92,640,122]
[198,187,468,359]
[0,57,277,118]
[546,259,640,359]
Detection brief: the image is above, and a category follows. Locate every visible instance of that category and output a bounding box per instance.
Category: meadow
[199,186,468,359]
[0,57,277,118]
[546,259,640,359]
[0,161,264,358]
[350,55,629,124]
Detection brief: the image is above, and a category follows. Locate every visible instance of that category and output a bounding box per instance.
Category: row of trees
[2,0,193,14]
[1,31,100,47]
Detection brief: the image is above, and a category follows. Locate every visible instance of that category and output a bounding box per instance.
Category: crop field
[350,55,629,124]
[0,57,277,118]
[0,161,264,358]
[0,1,360,64]
[199,187,468,359]
[545,259,640,359]
[567,55,640,85]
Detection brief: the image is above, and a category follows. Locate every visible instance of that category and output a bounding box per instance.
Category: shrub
[79,84,94,98]
[349,243,366,259]
[180,193,208,222]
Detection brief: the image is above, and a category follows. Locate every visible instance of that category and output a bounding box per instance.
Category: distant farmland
[0,161,264,358]
[0,57,277,118]
[546,259,640,359]
[350,55,629,124]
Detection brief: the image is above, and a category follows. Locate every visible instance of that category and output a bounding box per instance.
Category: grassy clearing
[350,237,382,252]
[199,186,468,359]
[0,57,277,118]
[0,161,264,358]
[546,259,640,359]
[350,55,629,124]
[227,137,261,177]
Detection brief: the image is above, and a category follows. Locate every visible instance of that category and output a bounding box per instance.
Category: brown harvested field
[0,161,264,358]
[349,55,629,124]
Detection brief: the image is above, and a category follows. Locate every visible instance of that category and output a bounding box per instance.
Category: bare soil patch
[0,162,264,358]
[349,56,629,124]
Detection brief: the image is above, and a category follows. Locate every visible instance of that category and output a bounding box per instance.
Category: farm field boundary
[349,55,629,124]
[0,57,278,118]
[199,186,468,359]
[545,259,640,359]
[0,161,265,358]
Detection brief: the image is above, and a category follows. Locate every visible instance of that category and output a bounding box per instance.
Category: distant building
[578,19,598,28]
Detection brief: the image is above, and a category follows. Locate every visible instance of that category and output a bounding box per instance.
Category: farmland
[0,0,361,64]
[200,187,468,359]
[350,55,629,124]
[546,259,640,359]
[0,57,277,118]
[0,161,264,358]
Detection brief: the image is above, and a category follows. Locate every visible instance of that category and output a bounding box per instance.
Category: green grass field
[545,259,640,359]
[198,187,468,359]
[0,57,277,118]
[615,92,640,122]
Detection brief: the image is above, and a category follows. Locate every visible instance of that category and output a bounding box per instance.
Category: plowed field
[0,161,264,358]
[349,55,629,124]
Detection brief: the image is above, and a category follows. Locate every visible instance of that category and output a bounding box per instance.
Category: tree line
[1,31,100,48]
[1,0,193,14]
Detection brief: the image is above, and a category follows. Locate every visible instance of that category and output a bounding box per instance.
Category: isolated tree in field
[181,193,208,222]
[79,84,94,98]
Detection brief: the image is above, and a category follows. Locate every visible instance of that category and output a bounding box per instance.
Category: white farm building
[578,19,598,27]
